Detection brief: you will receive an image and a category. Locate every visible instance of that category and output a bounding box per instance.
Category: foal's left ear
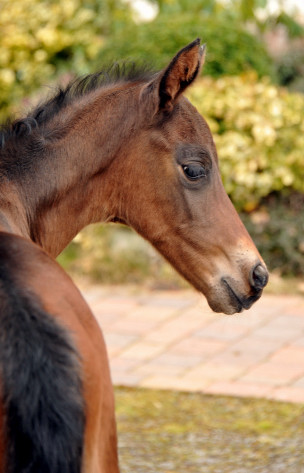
[140,39,206,115]
[159,38,206,111]
[157,38,206,112]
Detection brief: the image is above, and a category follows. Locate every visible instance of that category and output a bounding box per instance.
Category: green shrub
[97,12,275,79]
[187,74,304,211]
[0,0,131,121]
[0,1,276,122]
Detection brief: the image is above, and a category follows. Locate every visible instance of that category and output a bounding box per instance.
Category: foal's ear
[157,38,206,112]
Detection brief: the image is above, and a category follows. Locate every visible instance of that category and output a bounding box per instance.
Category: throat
[29,173,115,257]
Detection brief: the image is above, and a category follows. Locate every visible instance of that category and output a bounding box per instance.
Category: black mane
[0,62,155,150]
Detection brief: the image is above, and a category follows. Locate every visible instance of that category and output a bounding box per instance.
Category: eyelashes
[182,163,206,180]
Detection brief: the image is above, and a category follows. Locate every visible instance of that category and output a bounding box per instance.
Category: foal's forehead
[169,97,216,149]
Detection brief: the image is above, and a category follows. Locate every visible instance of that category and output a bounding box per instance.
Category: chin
[204,281,263,315]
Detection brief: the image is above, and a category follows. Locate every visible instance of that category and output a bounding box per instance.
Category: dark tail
[0,281,85,473]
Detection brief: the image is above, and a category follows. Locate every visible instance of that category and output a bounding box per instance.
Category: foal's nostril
[250,263,269,291]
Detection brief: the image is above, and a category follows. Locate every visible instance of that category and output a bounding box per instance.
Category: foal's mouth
[222,278,262,313]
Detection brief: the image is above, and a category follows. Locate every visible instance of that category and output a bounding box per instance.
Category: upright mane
[0,62,155,150]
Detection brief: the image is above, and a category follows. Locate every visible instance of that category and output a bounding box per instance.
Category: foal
[0,39,268,473]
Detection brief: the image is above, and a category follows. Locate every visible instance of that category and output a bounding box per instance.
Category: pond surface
[115,387,304,473]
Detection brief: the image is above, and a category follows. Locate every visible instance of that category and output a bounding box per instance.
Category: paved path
[82,286,304,404]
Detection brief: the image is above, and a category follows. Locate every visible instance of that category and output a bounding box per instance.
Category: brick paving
[82,286,304,404]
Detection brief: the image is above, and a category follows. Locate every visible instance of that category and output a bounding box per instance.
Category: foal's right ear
[141,39,206,114]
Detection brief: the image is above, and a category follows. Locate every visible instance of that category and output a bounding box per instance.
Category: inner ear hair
[159,39,206,112]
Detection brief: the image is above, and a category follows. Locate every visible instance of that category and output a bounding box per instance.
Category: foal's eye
[182,164,206,180]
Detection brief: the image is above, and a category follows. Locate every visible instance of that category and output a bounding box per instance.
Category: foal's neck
[1,83,141,256]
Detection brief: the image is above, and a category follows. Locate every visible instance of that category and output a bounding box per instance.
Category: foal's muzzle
[222,263,268,313]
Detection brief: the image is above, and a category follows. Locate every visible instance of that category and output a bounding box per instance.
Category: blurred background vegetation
[1,0,304,285]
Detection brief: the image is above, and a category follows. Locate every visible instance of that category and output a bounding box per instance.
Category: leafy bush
[0,1,276,122]
[187,74,304,211]
[97,12,275,79]
[0,0,131,120]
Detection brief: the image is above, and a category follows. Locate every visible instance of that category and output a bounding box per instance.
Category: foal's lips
[222,279,262,313]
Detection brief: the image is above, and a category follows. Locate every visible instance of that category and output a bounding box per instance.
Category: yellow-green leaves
[187,74,304,211]
[0,0,130,120]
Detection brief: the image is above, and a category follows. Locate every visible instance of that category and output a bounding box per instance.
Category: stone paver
[82,286,304,404]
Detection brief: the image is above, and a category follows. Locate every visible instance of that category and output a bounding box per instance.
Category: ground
[116,387,304,473]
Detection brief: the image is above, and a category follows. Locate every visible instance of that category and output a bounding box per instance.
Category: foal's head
[108,39,268,314]
[0,39,267,315]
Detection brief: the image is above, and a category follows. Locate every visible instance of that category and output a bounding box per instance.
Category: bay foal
[0,39,268,473]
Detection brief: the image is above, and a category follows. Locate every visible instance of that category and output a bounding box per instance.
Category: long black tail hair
[0,272,85,473]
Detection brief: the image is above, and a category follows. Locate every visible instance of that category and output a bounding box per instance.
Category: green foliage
[0,0,132,120]
[276,12,304,38]
[97,12,274,79]
[150,0,221,15]
[186,74,304,211]
[0,0,278,122]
